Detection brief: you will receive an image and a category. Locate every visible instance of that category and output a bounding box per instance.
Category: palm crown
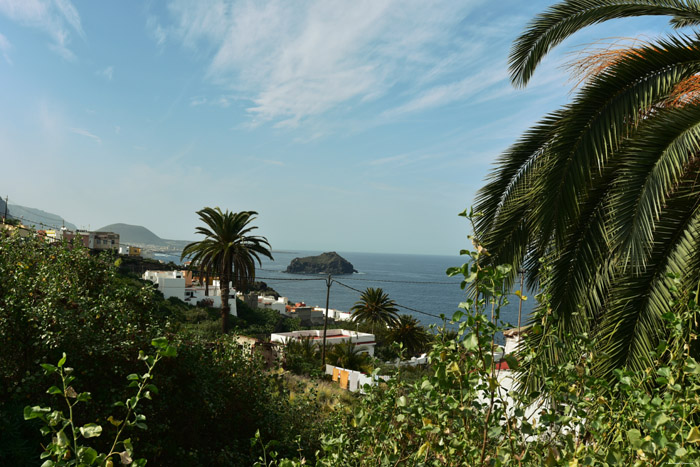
[350,287,400,334]
[475,0,700,384]
[181,207,272,332]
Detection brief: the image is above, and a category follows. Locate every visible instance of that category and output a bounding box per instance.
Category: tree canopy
[474,0,700,384]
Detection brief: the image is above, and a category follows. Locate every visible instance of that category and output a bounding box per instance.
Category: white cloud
[147,15,167,47]
[165,0,486,126]
[382,65,508,118]
[69,127,101,144]
[0,32,11,64]
[96,65,113,81]
[0,0,83,59]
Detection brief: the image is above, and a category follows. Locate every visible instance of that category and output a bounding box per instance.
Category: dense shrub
[0,233,332,466]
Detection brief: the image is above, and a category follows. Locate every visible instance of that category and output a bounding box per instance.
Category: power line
[337,276,457,285]
[255,276,326,282]
[258,267,457,285]
[332,278,443,319]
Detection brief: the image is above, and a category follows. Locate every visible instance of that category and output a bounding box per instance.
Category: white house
[314,307,353,322]
[142,270,238,316]
[143,270,186,301]
[258,295,288,313]
[271,329,376,356]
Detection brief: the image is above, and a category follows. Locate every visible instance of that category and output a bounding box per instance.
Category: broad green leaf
[40,363,57,374]
[79,423,102,438]
[57,353,66,368]
[417,441,430,457]
[151,337,168,349]
[56,430,70,447]
[687,426,700,443]
[23,405,51,420]
[464,334,479,351]
[77,447,98,464]
[627,429,642,448]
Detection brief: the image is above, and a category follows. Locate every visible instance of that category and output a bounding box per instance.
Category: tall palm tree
[350,287,400,334]
[387,315,432,358]
[475,0,700,386]
[181,208,273,333]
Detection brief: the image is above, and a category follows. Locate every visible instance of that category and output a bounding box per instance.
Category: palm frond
[510,0,700,87]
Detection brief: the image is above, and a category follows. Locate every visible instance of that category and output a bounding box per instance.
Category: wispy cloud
[164,0,487,127]
[69,127,101,144]
[96,65,113,81]
[0,0,83,59]
[382,65,508,118]
[0,32,11,64]
[147,15,167,47]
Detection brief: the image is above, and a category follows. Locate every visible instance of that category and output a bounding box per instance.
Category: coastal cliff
[285,252,357,275]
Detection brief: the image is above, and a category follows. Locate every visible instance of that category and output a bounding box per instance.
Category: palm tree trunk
[220,261,230,333]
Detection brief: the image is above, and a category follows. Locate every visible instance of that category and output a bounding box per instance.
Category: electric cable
[332,278,443,319]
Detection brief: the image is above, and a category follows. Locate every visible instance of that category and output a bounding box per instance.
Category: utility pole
[3,195,7,221]
[321,274,332,368]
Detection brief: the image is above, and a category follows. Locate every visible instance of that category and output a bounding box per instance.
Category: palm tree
[326,341,372,372]
[350,287,400,334]
[475,0,700,386]
[181,208,273,333]
[387,315,432,358]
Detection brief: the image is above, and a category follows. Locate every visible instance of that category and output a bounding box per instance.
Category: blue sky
[0,0,674,255]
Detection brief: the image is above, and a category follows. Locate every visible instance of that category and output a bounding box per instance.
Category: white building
[258,295,288,313]
[314,307,353,322]
[271,329,376,356]
[143,270,186,301]
[142,270,238,316]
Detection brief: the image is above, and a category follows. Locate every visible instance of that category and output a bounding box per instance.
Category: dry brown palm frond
[664,74,700,108]
[565,37,654,91]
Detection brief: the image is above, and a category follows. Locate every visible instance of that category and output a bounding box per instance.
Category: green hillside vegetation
[0,233,344,466]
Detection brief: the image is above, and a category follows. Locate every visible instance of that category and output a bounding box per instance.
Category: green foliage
[385,315,432,359]
[350,287,400,334]
[0,233,170,399]
[25,339,176,467]
[271,212,700,465]
[284,337,322,377]
[475,0,700,381]
[325,342,372,373]
[232,298,301,337]
[0,233,328,466]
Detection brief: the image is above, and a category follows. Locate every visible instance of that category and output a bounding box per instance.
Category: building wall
[271,329,376,356]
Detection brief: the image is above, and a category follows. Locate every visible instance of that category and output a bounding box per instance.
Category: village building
[270,329,376,356]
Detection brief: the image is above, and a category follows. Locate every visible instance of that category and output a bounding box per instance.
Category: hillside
[97,223,166,246]
[7,203,77,230]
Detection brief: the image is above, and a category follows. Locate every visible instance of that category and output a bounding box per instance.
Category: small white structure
[142,270,237,316]
[143,270,186,301]
[271,329,376,356]
[324,364,390,393]
[314,307,353,322]
[258,295,288,313]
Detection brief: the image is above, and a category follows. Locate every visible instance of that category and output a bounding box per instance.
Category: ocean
[157,250,537,331]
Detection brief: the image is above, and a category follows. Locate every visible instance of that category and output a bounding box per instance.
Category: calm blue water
[157,250,536,330]
[259,251,536,330]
